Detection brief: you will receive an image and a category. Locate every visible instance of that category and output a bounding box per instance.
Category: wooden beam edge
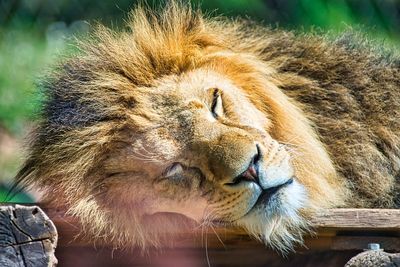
[44,207,400,232]
[3,204,399,251]
[42,206,400,250]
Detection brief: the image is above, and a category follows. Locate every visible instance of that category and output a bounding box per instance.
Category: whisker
[205,225,211,267]
[210,223,226,249]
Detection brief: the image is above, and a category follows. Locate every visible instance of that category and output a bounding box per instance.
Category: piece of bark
[0,204,58,267]
[345,250,400,267]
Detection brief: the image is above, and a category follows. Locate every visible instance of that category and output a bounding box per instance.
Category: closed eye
[211,88,223,118]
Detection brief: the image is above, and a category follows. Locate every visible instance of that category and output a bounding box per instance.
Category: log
[0,204,58,267]
[345,250,400,267]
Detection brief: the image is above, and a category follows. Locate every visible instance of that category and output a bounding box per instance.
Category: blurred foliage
[0,0,399,201]
[2,0,400,35]
[0,27,49,134]
[0,183,34,203]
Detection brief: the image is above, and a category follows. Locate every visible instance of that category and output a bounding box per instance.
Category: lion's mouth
[220,177,295,224]
[248,177,294,211]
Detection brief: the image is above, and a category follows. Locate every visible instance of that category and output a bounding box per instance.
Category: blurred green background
[1,0,399,202]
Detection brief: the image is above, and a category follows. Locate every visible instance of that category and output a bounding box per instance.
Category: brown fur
[15,2,399,252]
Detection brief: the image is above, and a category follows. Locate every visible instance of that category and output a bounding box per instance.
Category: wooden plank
[40,206,400,251]
[309,236,400,251]
[309,209,400,230]
[0,204,58,267]
[55,246,360,267]
[44,207,400,233]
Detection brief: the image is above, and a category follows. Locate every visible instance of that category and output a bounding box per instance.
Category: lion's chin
[141,181,308,251]
[235,180,309,253]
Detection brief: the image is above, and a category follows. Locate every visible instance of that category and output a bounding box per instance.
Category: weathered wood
[43,206,400,251]
[45,207,400,230]
[310,208,400,230]
[345,250,400,267]
[0,204,58,267]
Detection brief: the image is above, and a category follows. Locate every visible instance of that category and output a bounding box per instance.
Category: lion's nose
[225,144,261,186]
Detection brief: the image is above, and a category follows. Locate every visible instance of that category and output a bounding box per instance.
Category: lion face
[100,68,308,249]
[17,3,349,252]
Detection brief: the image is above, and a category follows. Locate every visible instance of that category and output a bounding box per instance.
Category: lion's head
[15,3,349,252]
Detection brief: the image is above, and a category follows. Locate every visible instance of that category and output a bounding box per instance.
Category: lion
[14,2,399,252]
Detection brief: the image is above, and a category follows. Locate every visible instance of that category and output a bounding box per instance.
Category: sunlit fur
[15,2,399,252]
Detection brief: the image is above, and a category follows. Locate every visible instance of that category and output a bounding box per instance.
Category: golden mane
[14,1,399,251]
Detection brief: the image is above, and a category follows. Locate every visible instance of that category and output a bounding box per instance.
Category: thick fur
[15,2,399,252]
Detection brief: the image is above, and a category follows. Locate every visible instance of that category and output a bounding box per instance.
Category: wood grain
[310,208,400,230]
[0,204,58,267]
[41,206,400,251]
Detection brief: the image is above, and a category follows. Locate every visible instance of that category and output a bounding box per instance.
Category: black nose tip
[226,144,262,186]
